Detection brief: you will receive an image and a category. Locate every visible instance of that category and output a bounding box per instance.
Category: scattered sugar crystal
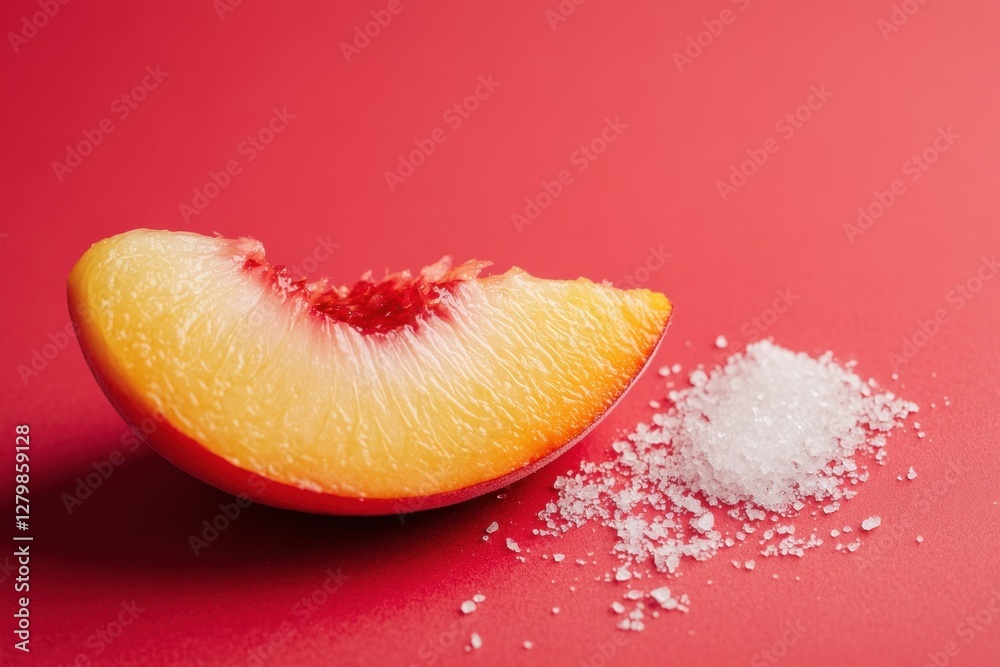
[473,593,486,603]
[552,607,560,614]
[861,516,881,531]
[486,522,499,534]
[611,601,626,614]
[506,538,520,552]
[536,340,918,623]
[907,467,917,480]
[649,400,661,409]
[470,633,482,650]
[649,586,676,609]
[831,529,840,538]
[916,535,924,543]
[460,600,476,614]
[715,335,728,349]
[523,641,533,650]
[658,366,671,377]
[694,512,715,533]
[553,553,566,562]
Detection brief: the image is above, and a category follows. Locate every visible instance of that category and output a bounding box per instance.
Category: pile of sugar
[536,340,918,626]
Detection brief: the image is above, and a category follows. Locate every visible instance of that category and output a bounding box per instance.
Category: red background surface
[3,1,1000,665]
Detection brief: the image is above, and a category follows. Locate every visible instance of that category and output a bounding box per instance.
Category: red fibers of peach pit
[232,237,490,335]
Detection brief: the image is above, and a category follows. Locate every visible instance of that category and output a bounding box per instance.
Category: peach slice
[68,230,672,514]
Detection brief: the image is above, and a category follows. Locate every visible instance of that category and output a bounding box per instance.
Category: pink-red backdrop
[3,1,1000,665]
